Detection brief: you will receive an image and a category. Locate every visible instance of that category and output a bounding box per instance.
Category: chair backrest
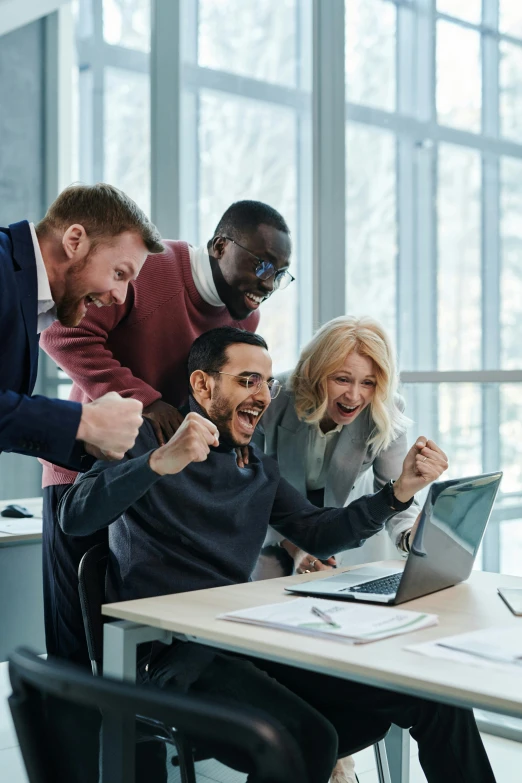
[78,542,109,675]
[8,647,307,783]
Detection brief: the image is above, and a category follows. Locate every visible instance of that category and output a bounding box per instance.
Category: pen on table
[311,605,337,627]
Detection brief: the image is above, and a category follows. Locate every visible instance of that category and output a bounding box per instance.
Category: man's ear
[210,235,226,260]
[190,370,213,402]
[62,224,90,261]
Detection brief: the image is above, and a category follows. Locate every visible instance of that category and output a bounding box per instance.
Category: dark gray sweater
[59,419,405,603]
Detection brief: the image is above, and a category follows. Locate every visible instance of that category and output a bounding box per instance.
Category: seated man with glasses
[38,199,293,670]
[59,326,495,783]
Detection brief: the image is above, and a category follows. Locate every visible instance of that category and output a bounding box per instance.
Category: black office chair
[78,543,198,781]
[8,647,307,783]
[79,544,392,783]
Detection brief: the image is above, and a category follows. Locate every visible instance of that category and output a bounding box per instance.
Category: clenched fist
[78,392,143,460]
[149,412,220,476]
[393,437,449,503]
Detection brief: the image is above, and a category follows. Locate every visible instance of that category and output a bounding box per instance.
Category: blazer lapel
[10,221,39,393]
[276,403,308,497]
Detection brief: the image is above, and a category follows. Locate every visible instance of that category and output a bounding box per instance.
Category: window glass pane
[499,2,522,38]
[402,383,482,479]
[500,41,522,143]
[501,520,522,576]
[437,0,481,24]
[346,124,396,339]
[198,90,299,372]
[436,20,481,132]
[345,0,396,112]
[500,385,522,493]
[500,157,522,369]
[198,0,297,88]
[437,144,481,370]
[104,67,150,214]
[439,384,482,477]
[103,0,150,52]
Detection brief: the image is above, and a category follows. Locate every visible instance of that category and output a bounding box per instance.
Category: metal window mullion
[396,0,416,371]
[313,0,345,328]
[480,0,501,573]
[90,0,104,183]
[178,0,199,242]
[295,0,313,348]
[150,0,181,237]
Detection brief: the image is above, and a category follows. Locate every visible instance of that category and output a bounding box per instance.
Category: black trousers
[43,485,167,782]
[42,484,108,667]
[143,642,497,783]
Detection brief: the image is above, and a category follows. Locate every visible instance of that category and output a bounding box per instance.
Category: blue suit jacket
[0,220,86,468]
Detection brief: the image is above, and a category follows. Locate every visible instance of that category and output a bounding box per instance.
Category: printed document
[219,597,437,644]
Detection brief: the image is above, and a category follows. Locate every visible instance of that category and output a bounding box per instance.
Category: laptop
[285,472,502,605]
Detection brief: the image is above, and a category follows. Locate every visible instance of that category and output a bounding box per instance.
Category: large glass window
[180,0,312,373]
[345,124,397,337]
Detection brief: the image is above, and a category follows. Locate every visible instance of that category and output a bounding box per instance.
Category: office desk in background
[0,497,44,661]
[102,563,522,783]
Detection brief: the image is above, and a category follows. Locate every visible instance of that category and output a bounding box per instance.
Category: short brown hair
[36,183,164,254]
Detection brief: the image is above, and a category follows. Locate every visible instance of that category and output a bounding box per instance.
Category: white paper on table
[219,597,438,644]
[406,626,522,673]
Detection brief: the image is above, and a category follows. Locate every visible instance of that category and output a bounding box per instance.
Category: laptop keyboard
[341,572,402,595]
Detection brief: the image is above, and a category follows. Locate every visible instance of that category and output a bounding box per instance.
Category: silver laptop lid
[394,471,503,603]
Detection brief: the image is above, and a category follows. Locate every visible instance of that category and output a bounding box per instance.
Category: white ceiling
[0,0,70,38]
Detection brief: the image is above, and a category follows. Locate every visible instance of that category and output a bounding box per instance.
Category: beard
[55,255,91,327]
[208,392,243,448]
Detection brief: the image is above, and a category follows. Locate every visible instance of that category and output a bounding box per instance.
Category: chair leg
[174,735,197,783]
[374,739,392,783]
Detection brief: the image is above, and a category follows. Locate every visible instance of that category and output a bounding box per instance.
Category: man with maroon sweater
[40,200,293,666]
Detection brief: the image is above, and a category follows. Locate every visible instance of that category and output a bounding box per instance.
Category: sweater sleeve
[39,286,161,408]
[269,476,399,560]
[58,450,162,536]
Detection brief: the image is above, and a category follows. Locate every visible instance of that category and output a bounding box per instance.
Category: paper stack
[219,597,438,644]
[408,626,522,671]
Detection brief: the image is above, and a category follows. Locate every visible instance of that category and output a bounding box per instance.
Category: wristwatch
[382,480,412,512]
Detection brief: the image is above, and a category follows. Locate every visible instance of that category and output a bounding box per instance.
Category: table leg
[384,725,410,783]
[101,620,172,783]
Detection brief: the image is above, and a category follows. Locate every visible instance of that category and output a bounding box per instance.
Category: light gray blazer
[256,371,418,553]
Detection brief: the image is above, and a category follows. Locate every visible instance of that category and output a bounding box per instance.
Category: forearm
[58,451,160,536]
[0,390,82,466]
[272,486,397,560]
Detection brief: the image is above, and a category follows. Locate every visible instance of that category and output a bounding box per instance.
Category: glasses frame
[220,236,295,291]
[213,371,282,399]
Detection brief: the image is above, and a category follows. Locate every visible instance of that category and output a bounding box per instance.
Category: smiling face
[321,351,377,432]
[53,230,149,327]
[195,342,274,447]
[209,224,292,321]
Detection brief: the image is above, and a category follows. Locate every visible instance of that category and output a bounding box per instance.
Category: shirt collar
[189,244,224,307]
[29,222,54,308]
[314,421,343,438]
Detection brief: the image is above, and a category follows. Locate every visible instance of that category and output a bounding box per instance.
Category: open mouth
[336,401,360,418]
[244,292,266,311]
[236,406,263,434]
[86,294,104,308]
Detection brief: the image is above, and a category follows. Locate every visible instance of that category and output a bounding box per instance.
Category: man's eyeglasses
[221,236,295,291]
[214,371,282,399]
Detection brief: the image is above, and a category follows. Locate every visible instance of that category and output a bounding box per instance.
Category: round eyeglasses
[221,236,295,291]
[216,372,282,399]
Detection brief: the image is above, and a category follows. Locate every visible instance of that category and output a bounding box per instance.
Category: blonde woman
[254,315,421,783]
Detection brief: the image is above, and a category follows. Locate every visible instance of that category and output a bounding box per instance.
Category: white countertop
[0,497,43,544]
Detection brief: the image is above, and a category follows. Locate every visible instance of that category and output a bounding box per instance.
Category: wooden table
[102,564,522,783]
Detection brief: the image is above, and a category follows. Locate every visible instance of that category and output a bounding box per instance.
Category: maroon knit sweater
[40,240,260,487]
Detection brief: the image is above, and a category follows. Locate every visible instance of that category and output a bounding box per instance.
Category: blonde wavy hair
[290,315,410,455]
